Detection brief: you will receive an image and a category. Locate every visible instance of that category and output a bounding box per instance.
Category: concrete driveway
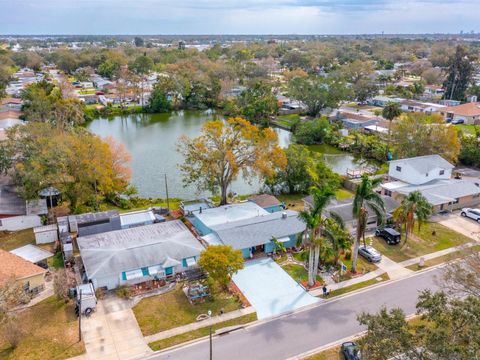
[79,294,151,360]
[433,211,480,242]
[232,258,320,319]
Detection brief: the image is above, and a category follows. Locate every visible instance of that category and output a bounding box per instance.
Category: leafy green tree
[299,186,336,287]
[382,102,402,158]
[146,83,171,113]
[267,144,339,194]
[0,66,11,99]
[131,55,154,75]
[198,245,244,290]
[294,117,331,145]
[393,191,433,247]
[459,128,480,167]
[98,59,121,80]
[353,78,378,103]
[235,82,278,126]
[322,213,352,265]
[392,113,460,163]
[288,75,350,116]
[443,45,475,101]
[351,175,386,273]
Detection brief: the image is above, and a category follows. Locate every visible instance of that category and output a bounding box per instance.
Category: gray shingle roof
[210,210,306,250]
[77,221,204,279]
[323,196,399,223]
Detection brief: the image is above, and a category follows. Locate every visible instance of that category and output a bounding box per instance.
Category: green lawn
[148,313,257,351]
[274,114,300,129]
[455,124,477,135]
[132,285,243,336]
[339,251,378,277]
[48,251,65,269]
[335,188,353,200]
[304,346,342,360]
[406,244,480,271]
[277,188,352,212]
[281,263,323,284]
[0,296,85,360]
[372,222,472,263]
[329,273,390,298]
[0,229,35,251]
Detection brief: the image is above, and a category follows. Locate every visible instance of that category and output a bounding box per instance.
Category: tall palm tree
[352,175,386,273]
[394,191,433,247]
[323,212,352,265]
[299,186,335,287]
[382,102,401,159]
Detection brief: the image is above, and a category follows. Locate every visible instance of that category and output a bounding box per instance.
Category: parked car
[460,208,480,222]
[375,227,401,245]
[358,245,382,263]
[452,118,465,124]
[341,341,362,360]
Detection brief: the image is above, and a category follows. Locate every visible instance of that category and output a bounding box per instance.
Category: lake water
[87,111,372,199]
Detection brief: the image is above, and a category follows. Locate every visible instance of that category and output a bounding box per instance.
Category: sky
[0,0,479,35]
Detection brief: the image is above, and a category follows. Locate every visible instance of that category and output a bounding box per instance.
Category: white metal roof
[120,210,155,227]
[10,244,53,263]
[33,224,58,233]
[381,181,409,191]
[193,202,269,228]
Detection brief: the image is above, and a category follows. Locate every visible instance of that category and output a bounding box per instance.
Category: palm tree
[352,175,386,273]
[323,212,352,265]
[382,102,401,159]
[394,191,433,247]
[299,186,335,287]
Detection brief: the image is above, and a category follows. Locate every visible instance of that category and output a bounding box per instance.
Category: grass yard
[274,114,300,129]
[329,273,390,298]
[48,251,65,269]
[148,312,257,351]
[371,222,472,263]
[0,296,84,360]
[406,244,480,271]
[132,285,243,336]
[338,251,378,280]
[335,188,353,200]
[0,229,35,251]
[278,188,353,212]
[281,263,323,284]
[455,124,477,135]
[304,346,342,360]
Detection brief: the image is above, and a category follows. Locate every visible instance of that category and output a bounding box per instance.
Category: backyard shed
[34,224,59,244]
[38,187,61,208]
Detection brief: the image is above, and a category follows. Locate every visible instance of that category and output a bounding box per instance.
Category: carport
[232,258,320,319]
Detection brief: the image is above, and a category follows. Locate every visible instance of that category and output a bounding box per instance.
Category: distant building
[399,100,446,114]
[441,102,480,125]
[334,111,379,129]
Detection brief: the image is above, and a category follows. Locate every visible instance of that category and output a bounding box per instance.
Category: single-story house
[381,155,480,212]
[399,100,445,114]
[368,96,403,107]
[10,244,53,269]
[119,209,156,229]
[303,196,400,234]
[441,102,480,124]
[77,220,204,290]
[334,111,379,129]
[248,194,284,213]
[0,249,47,295]
[189,202,306,258]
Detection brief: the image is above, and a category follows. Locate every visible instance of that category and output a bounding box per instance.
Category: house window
[396,166,402,172]
[473,193,480,199]
[439,170,445,175]
[453,198,460,204]
[426,173,429,177]
[384,190,392,197]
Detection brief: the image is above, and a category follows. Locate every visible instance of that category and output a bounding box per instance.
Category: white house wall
[0,215,41,231]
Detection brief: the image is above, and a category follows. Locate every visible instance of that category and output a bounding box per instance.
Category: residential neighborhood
[1,3,480,360]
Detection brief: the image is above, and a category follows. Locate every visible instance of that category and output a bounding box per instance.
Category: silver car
[358,245,382,263]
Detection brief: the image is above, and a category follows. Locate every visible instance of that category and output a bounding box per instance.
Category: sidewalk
[400,242,477,267]
[145,306,255,343]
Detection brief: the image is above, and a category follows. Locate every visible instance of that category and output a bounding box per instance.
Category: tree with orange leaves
[177,117,287,205]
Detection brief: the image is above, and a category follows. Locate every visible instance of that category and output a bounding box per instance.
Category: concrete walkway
[75,294,152,360]
[433,212,480,242]
[376,255,413,280]
[145,306,256,343]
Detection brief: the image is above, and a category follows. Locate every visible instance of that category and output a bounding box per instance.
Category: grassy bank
[148,313,257,351]
[329,273,390,298]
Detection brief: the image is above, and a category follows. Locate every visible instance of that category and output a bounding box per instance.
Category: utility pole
[78,289,82,341]
[164,173,170,211]
[208,310,212,360]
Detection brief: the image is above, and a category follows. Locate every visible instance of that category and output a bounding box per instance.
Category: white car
[460,208,480,222]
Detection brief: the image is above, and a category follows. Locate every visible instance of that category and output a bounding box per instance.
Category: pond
[87,111,374,199]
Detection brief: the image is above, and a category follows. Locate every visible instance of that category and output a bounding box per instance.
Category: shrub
[344,249,352,261]
[116,285,132,299]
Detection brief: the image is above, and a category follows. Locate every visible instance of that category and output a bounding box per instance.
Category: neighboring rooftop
[10,244,53,264]
[248,194,282,209]
[192,202,269,228]
[205,210,306,250]
[0,249,46,284]
[445,102,480,116]
[389,155,454,174]
[120,209,155,228]
[77,220,204,279]
[75,210,119,225]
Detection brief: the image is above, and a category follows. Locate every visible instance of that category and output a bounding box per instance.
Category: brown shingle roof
[0,249,46,285]
[445,102,480,117]
[248,194,282,209]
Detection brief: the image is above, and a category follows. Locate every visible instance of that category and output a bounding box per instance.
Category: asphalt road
[149,267,443,360]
